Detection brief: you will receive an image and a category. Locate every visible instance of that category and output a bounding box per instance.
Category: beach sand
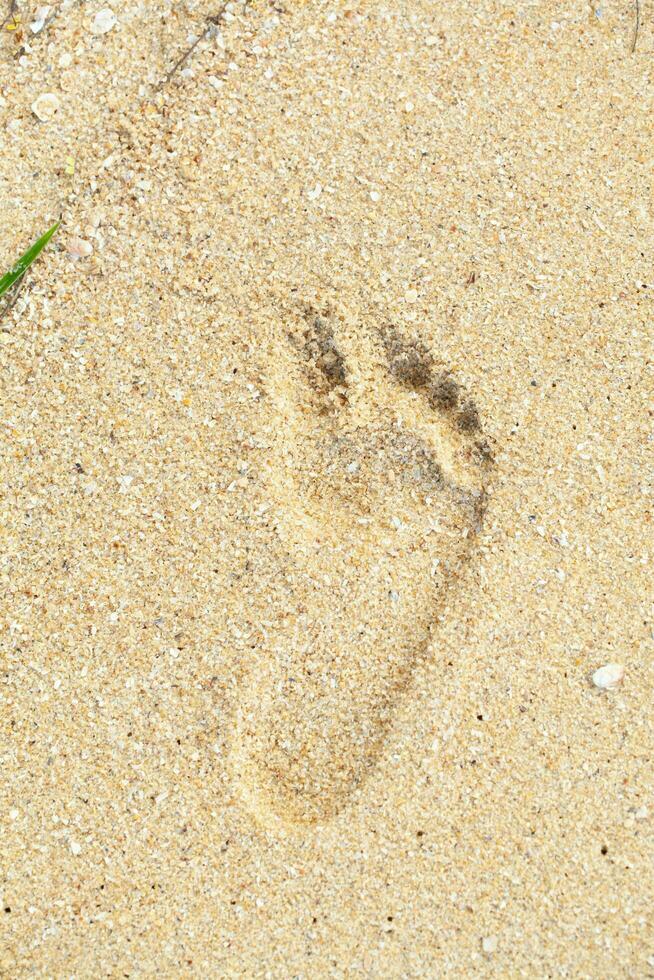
[1,0,652,975]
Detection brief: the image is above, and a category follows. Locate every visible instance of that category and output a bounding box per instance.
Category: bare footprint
[231,295,493,828]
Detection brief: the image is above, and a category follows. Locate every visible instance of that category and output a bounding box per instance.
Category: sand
[1,0,652,975]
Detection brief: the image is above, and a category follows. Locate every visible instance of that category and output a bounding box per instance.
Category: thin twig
[36,7,64,39]
[25,1,85,48]
[159,5,227,89]
[631,0,640,53]
[0,0,18,31]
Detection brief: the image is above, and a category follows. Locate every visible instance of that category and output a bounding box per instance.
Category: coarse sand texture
[231,293,493,826]
[1,0,653,975]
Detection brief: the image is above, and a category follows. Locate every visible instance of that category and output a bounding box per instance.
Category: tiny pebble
[307,183,322,201]
[635,805,649,820]
[369,190,380,202]
[91,8,117,35]
[70,840,82,856]
[31,93,60,122]
[591,663,624,690]
[59,52,72,68]
[482,935,498,954]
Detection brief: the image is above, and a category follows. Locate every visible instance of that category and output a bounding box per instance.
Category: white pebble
[91,8,117,35]
[31,93,60,122]
[369,190,380,202]
[635,805,649,820]
[307,183,322,201]
[482,935,498,954]
[69,840,82,856]
[591,663,624,690]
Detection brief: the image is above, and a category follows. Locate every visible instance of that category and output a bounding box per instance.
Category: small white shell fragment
[69,840,82,856]
[635,805,649,820]
[68,237,93,260]
[30,6,50,33]
[306,183,322,201]
[117,475,133,494]
[591,663,624,690]
[482,935,498,954]
[31,93,60,122]
[91,8,117,35]
[369,189,380,202]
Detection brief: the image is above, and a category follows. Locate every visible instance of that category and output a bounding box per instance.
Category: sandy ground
[1,0,653,975]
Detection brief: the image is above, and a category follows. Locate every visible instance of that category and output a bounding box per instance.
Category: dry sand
[1,0,653,975]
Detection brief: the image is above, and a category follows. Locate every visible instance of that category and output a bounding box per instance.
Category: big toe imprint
[231,296,493,828]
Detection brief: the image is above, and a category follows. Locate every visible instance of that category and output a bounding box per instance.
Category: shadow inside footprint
[231,301,493,828]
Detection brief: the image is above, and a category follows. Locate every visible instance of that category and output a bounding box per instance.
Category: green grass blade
[0,220,60,299]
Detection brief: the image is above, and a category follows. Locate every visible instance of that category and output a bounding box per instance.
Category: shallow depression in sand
[229,295,493,827]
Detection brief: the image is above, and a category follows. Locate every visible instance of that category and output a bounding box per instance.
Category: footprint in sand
[231,296,493,828]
